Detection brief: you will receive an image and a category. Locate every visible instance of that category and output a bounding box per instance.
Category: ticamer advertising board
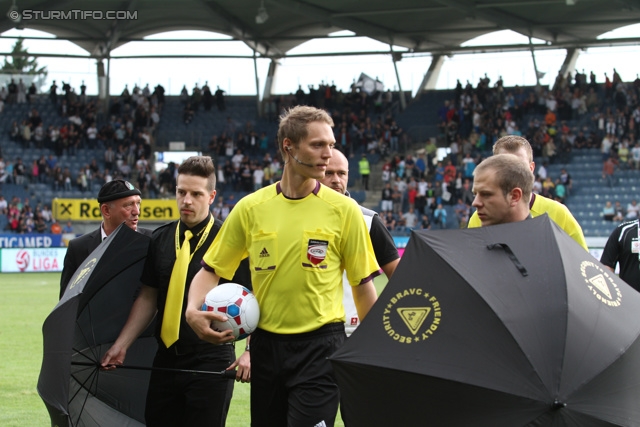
[52,198,179,221]
[0,233,64,248]
[1,248,67,272]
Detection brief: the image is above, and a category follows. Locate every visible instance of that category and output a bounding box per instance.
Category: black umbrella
[331,215,640,427]
[38,224,154,427]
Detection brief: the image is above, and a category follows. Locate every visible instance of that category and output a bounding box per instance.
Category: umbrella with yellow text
[331,215,640,427]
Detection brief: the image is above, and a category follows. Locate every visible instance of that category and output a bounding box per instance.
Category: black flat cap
[97,179,141,204]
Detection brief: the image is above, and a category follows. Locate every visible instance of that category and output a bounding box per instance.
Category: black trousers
[250,323,346,427]
[145,344,235,427]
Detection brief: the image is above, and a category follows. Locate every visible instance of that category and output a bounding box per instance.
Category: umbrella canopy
[331,215,640,427]
[38,224,154,427]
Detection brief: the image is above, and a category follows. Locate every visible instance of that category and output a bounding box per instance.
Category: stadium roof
[2,0,640,60]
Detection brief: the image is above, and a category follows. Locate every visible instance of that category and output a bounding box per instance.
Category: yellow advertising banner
[53,198,179,221]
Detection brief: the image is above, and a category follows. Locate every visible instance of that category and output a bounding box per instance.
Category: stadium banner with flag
[0,234,64,248]
[1,248,67,273]
[52,198,180,221]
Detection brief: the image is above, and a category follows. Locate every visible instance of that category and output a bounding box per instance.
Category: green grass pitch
[0,272,388,426]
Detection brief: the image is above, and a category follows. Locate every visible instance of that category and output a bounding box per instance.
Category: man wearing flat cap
[59,179,153,298]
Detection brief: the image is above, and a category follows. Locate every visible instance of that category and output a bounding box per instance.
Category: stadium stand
[1,70,639,237]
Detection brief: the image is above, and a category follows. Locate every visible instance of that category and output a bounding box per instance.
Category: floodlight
[256,1,269,24]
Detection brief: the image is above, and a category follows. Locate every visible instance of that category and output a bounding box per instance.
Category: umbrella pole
[72,361,238,379]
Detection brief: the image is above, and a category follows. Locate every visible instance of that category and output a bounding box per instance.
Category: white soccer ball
[201,283,260,341]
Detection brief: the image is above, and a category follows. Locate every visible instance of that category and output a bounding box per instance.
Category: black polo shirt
[141,214,251,348]
[601,219,640,292]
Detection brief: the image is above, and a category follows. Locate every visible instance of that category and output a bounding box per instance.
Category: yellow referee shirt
[202,181,380,334]
[468,193,588,250]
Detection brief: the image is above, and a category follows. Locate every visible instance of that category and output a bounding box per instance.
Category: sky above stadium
[1,24,639,97]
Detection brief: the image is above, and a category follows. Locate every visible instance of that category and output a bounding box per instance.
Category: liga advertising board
[52,198,179,221]
[1,247,67,273]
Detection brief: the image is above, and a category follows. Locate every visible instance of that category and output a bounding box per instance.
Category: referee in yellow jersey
[186,106,380,427]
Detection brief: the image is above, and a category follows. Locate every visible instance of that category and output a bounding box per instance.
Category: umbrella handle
[487,243,528,277]
[72,361,238,379]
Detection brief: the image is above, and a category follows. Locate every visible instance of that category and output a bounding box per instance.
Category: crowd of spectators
[201,79,408,199]
[378,69,640,233]
[180,81,227,124]
[265,80,396,119]
[0,78,38,109]
[376,150,475,232]
[0,80,166,198]
[1,78,281,230]
[440,70,639,163]
[0,194,66,234]
[602,199,640,222]
[2,69,640,234]
[261,80,409,158]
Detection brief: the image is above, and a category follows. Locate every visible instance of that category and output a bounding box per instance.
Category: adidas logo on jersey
[259,247,270,257]
[313,422,327,427]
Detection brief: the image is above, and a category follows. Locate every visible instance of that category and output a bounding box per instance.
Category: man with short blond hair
[473,154,533,227]
[468,135,587,250]
[186,106,380,427]
[472,154,534,226]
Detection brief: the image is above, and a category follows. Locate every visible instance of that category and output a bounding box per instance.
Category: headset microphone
[287,147,315,168]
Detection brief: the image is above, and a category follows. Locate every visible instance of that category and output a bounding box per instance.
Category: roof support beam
[558,48,581,80]
[267,0,397,45]
[529,37,542,87]
[97,59,107,99]
[390,45,406,111]
[93,0,138,57]
[416,54,445,99]
[430,0,569,42]
[3,35,639,61]
[200,0,281,57]
[253,52,262,117]
[262,59,278,103]
[332,6,449,17]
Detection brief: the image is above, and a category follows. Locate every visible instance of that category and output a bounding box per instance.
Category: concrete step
[363,190,382,210]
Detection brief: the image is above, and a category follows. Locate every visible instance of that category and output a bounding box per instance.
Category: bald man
[320,149,400,334]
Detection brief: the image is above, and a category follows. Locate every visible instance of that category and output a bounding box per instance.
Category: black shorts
[250,323,346,427]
